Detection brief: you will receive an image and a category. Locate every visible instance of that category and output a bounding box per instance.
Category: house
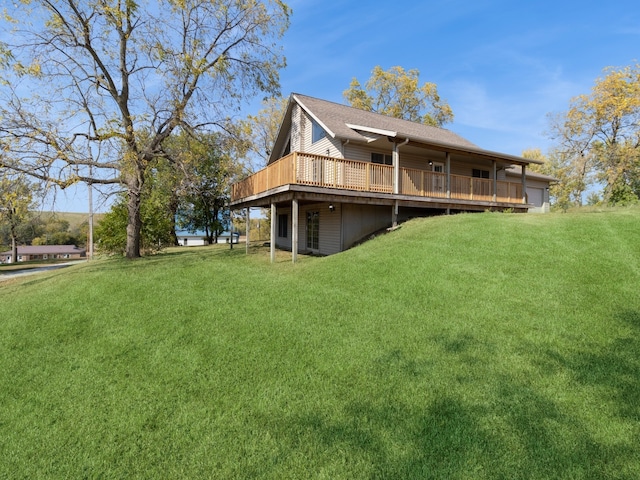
[0,245,86,264]
[176,230,210,246]
[230,93,555,260]
[176,230,240,246]
[216,231,240,244]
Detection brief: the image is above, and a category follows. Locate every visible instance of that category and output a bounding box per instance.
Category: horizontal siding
[318,203,342,255]
[342,204,392,249]
[301,111,343,157]
[277,203,342,255]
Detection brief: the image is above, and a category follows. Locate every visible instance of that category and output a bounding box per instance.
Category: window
[306,211,319,250]
[278,214,288,238]
[371,152,392,165]
[312,119,326,143]
[472,169,490,179]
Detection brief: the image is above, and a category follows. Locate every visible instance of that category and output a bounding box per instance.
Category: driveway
[0,261,86,282]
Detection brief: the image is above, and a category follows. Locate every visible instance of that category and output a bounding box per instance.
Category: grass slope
[1,209,639,479]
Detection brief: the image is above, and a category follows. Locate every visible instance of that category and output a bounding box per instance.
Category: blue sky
[53,0,639,212]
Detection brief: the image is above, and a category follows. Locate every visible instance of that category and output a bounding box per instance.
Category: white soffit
[345,123,397,138]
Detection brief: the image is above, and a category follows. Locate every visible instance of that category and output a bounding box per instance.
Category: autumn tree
[548,64,640,205]
[241,96,288,169]
[523,148,577,211]
[170,133,242,244]
[0,0,290,258]
[0,172,39,263]
[343,66,454,127]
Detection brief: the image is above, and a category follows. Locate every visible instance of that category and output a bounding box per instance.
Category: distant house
[216,231,240,244]
[176,230,240,246]
[176,230,209,247]
[0,245,86,264]
[231,93,556,258]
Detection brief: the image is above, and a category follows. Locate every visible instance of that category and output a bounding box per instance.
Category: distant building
[176,231,240,246]
[0,245,86,264]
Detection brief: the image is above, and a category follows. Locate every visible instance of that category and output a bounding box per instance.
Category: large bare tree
[0,0,290,258]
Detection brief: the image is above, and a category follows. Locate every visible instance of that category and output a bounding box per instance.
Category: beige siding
[319,203,342,254]
[277,202,342,255]
[342,203,392,249]
[291,104,302,152]
[300,111,343,157]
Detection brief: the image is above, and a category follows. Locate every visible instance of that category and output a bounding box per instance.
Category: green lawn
[1,209,639,479]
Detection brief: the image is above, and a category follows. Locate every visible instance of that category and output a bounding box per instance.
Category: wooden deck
[232,152,524,205]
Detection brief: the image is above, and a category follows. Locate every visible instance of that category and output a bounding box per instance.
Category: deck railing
[232,152,524,204]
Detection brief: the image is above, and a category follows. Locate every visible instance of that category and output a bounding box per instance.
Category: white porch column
[446,152,451,199]
[245,207,250,254]
[521,164,527,204]
[292,198,298,263]
[270,202,276,263]
[492,160,497,202]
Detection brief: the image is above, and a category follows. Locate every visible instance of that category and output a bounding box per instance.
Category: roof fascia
[293,94,336,139]
[403,137,543,166]
[267,95,296,165]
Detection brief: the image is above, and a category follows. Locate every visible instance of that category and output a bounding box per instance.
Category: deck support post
[521,164,527,204]
[446,152,451,199]
[270,202,276,263]
[246,207,250,254]
[392,200,399,227]
[492,160,497,202]
[292,198,298,263]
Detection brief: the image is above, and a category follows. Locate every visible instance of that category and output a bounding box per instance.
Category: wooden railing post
[293,152,297,184]
[366,164,370,191]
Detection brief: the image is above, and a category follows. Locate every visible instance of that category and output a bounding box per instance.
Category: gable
[268,93,543,168]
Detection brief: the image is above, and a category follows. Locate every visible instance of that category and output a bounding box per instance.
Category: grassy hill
[1,209,639,478]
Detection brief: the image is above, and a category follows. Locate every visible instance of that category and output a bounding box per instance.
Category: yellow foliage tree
[549,64,640,205]
[343,66,454,127]
[0,0,290,258]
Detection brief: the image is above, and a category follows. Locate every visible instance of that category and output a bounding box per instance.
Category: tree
[343,66,454,127]
[0,172,39,263]
[548,64,640,205]
[0,0,291,259]
[523,148,577,211]
[241,96,288,169]
[172,133,242,244]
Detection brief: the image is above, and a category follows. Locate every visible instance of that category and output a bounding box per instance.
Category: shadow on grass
[545,309,640,422]
[278,397,488,479]
[263,320,640,478]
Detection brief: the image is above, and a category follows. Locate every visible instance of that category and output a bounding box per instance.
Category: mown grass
[1,208,639,479]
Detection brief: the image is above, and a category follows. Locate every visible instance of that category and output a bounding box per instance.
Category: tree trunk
[11,235,17,264]
[125,188,142,259]
[9,210,17,264]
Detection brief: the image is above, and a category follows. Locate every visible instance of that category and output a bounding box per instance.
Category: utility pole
[88,171,94,260]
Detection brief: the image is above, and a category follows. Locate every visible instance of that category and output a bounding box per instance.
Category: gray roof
[270,93,542,166]
[506,165,559,182]
[294,93,478,148]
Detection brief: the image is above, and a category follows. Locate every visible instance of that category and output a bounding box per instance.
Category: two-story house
[231,94,555,260]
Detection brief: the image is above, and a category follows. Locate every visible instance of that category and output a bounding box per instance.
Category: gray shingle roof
[270,93,541,166]
[294,93,479,149]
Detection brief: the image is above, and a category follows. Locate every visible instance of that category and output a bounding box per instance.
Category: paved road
[0,261,86,282]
